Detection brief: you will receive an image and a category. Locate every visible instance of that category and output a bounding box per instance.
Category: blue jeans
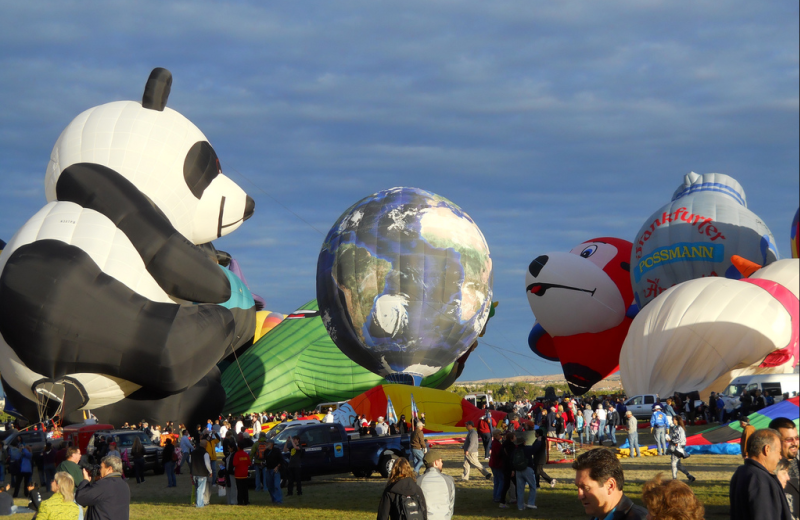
[254,466,266,491]
[411,449,425,474]
[194,476,207,507]
[265,468,282,504]
[578,429,587,445]
[180,451,191,472]
[516,466,537,510]
[717,409,724,423]
[598,420,606,442]
[492,470,504,502]
[165,461,176,487]
[0,460,4,482]
[628,433,640,457]
[654,428,667,455]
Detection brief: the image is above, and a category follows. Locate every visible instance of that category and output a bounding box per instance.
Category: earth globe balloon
[316,187,493,385]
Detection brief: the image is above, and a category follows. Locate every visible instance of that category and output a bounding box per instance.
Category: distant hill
[454,373,623,392]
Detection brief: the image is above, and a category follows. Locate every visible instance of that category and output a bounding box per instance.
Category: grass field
[7,425,738,519]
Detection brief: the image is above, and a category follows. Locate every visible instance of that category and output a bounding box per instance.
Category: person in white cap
[375,417,389,436]
[649,405,670,456]
[324,408,335,424]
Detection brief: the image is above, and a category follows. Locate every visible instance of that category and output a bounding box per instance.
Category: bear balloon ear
[142,68,172,111]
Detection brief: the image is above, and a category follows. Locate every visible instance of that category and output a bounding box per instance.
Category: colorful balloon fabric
[620,258,799,400]
[526,237,634,394]
[221,300,465,415]
[791,208,799,259]
[253,310,286,342]
[685,397,799,446]
[631,172,778,308]
[332,384,506,433]
[316,187,493,385]
[0,68,255,428]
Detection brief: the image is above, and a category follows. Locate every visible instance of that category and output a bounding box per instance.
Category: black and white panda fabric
[0,68,256,427]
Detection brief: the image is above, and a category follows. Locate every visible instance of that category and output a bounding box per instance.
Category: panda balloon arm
[0,240,235,394]
[55,163,232,303]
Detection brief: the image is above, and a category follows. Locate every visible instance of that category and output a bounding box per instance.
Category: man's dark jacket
[729,458,792,520]
[75,473,130,520]
[591,494,647,520]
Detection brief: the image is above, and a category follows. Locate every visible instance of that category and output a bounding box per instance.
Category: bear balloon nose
[528,255,548,278]
[243,195,255,221]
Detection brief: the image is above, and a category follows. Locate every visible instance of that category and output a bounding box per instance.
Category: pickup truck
[624,394,705,420]
[271,422,410,479]
[2,429,64,456]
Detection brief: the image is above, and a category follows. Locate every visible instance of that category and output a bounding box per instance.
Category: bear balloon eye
[184,141,221,199]
[580,245,598,258]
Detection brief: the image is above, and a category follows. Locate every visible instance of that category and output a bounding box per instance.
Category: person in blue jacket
[13,443,33,498]
[649,406,670,456]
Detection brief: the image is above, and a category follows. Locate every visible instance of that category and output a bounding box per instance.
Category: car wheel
[378,454,398,478]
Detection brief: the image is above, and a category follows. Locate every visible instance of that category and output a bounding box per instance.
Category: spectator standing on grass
[283,436,304,496]
[730,428,792,520]
[262,440,283,505]
[572,448,647,520]
[478,410,496,460]
[740,416,756,460]
[56,448,84,487]
[461,421,492,481]
[589,413,600,445]
[232,442,251,506]
[189,440,212,508]
[161,438,177,488]
[650,405,669,456]
[43,442,57,491]
[75,455,130,520]
[488,431,505,503]
[769,417,799,520]
[511,433,537,511]
[606,406,619,447]
[642,473,704,520]
[410,422,427,474]
[668,416,696,483]
[625,411,640,458]
[498,431,517,508]
[36,471,83,520]
[595,406,607,445]
[377,457,427,520]
[531,428,556,489]
[179,430,193,474]
[417,450,454,520]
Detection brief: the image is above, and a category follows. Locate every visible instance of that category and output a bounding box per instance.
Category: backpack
[253,443,268,465]
[391,492,424,519]
[512,446,528,471]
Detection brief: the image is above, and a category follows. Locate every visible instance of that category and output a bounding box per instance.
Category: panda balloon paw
[0,68,256,427]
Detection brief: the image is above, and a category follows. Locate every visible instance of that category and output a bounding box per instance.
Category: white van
[465,393,494,409]
[724,373,799,401]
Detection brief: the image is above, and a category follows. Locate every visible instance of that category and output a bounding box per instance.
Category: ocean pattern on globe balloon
[317,187,493,382]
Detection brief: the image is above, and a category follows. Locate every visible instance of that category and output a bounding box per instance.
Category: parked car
[2,429,64,456]
[87,429,164,476]
[276,422,410,479]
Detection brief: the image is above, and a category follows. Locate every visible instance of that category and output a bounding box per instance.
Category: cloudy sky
[0,1,797,382]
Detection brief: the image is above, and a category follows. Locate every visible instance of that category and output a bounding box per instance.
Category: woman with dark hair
[668,416,696,482]
[377,457,428,520]
[131,437,146,484]
[642,473,704,520]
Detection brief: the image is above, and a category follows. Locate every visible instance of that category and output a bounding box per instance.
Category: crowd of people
[0,391,796,519]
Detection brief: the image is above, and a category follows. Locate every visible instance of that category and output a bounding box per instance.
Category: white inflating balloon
[620,259,798,400]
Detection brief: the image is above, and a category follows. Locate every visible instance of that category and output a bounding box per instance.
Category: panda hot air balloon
[631,172,778,308]
[316,187,493,385]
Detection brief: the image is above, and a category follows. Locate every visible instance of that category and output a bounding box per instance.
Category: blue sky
[0,1,797,382]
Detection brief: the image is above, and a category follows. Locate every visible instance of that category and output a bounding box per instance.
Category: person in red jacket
[232,444,252,506]
[478,410,497,460]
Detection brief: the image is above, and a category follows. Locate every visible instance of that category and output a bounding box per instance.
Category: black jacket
[75,473,131,520]
[730,458,792,520]
[591,494,647,520]
[531,438,548,466]
[377,477,428,520]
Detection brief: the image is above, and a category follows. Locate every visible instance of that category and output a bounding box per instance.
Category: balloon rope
[226,165,326,236]
[230,345,258,402]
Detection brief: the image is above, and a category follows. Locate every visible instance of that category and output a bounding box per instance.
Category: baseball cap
[423,450,443,465]
[654,405,662,410]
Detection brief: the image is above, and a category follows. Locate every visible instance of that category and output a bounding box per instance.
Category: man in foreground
[572,448,646,520]
[730,428,792,520]
[55,447,85,486]
[75,455,130,520]
[769,417,799,520]
[417,449,455,520]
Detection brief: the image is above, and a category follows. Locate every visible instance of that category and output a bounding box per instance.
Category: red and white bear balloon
[526,237,634,394]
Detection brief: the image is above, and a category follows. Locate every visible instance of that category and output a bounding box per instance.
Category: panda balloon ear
[142,68,172,111]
